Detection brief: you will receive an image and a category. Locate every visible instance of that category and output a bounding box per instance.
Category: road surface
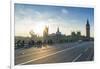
[15,41,94,65]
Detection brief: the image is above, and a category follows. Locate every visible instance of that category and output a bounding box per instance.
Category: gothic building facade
[86,19,90,38]
[43,19,91,43]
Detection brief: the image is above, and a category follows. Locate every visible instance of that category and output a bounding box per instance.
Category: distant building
[43,27,66,43]
[56,27,61,35]
[43,26,49,38]
[71,32,76,36]
[43,26,49,43]
[86,19,90,38]
[42,19,92,43]
[71,31,81,37]
[77,31,81,37]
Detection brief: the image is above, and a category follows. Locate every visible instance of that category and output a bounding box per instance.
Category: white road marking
[84,48,88,52]
[17,45,79,65]
[72,53,82,62]
[16,48,53,59]
[17,43,88,65]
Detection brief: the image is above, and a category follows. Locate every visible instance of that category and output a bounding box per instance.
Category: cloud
[61,8,68,14]
[15,4,94,37]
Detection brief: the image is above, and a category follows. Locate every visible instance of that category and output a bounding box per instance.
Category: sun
[33,21,47,36]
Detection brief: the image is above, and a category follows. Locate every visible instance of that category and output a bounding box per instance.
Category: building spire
[86,19,90,38]
[56,27,61,35]
[86,19,90,26]
[57,27,59,32]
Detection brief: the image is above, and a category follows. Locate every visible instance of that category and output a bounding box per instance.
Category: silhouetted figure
[21,40,25,48]
[31,40,35,45]
[47,39,53,44]
[36,40,42,48]
[28,40,35,47]
[16,40,21,48]
[28,41,31,48]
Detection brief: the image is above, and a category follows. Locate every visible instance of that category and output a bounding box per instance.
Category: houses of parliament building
[43,19,92,43]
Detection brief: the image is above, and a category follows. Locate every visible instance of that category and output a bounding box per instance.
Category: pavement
[15,41,94,65]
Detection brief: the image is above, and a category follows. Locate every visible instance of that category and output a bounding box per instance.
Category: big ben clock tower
[86,19,90,38]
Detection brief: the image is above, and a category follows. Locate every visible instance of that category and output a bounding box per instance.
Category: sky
[15,3,94,37]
